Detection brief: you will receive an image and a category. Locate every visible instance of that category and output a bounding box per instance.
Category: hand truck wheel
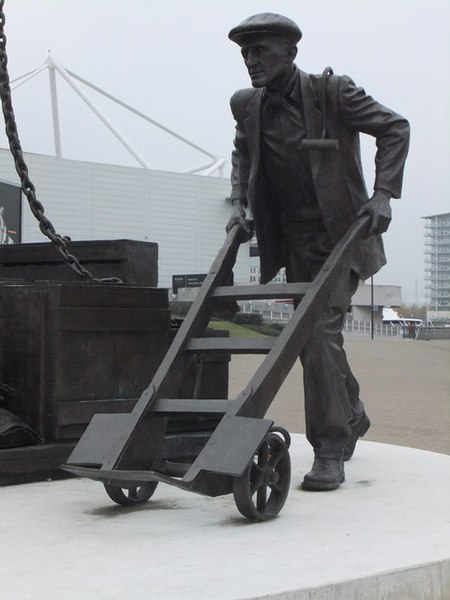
[232,432,291,521]
[103,482,158,506]
[269,425,291,448]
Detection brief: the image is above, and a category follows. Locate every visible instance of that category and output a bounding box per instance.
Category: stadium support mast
[11,55,225,176]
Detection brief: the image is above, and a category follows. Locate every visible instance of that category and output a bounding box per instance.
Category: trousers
[283,227,365,459]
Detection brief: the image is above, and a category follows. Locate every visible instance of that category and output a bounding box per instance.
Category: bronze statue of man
[227,13,410,491]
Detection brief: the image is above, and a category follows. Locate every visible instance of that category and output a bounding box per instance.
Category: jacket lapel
[243,89,263,170]
[299,68,323,181]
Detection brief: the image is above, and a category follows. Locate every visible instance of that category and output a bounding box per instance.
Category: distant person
[227,13,410,490]
[0,206,14,244]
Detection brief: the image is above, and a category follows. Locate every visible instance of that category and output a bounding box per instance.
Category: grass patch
[245,323,282,337]
[207,320,282,338]
[207,320,268,338]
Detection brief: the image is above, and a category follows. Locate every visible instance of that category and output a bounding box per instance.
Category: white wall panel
[26,154,91,241]
[90,165,147,240]
[0,148,250,288]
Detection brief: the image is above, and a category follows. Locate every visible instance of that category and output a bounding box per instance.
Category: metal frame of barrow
[63,216,370,521]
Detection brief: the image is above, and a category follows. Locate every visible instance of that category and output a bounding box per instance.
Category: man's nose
[245,50,258,66]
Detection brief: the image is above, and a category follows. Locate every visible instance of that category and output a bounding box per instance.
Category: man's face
[240,35,295,89]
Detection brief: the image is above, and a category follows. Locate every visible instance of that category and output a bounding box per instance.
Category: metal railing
[240,303,403,337]
[342,320,402,337]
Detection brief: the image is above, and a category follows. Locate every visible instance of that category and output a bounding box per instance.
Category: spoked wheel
[269,426,291,449]
[233,432,291,521]
[104,482,158,506]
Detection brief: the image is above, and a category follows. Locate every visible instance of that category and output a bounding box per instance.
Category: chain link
[0,1,122,283]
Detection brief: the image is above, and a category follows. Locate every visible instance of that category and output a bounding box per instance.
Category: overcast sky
[1,0,449,303]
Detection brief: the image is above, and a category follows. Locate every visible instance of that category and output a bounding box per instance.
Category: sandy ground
[228,335,450,456]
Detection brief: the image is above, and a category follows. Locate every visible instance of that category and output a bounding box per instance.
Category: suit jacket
[230,67,410,283]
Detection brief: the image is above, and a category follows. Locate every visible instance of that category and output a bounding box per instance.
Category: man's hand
[226,201,254,240]
[357,189,392,236]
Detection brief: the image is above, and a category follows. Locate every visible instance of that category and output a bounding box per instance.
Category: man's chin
[250,77,266,88]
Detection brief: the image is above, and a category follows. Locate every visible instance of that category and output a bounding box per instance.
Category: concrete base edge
[261,559,450,600]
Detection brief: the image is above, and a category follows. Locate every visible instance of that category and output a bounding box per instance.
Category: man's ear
[287,44,298,63]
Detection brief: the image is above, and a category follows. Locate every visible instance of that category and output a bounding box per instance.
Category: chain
[0,1,122,283]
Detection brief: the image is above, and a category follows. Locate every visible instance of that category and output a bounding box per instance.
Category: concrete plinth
[1,435,449,599]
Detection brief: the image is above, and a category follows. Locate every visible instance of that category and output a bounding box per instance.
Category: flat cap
[228,13,302,45]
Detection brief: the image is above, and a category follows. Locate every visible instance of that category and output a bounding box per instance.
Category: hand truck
[63,216,369,521]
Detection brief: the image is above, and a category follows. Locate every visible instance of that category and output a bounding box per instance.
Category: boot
[301,456,345,491]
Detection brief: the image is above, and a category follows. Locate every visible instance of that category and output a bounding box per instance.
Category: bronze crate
[0,281,170,441]
[0,239,158,285]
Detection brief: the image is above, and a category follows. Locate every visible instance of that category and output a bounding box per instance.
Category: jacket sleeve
[230,93,250,206]
[337,76,410,198]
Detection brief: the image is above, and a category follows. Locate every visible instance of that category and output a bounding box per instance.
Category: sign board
[172,273,207,291]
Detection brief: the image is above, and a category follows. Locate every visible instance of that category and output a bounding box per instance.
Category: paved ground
[228,335,450,456]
